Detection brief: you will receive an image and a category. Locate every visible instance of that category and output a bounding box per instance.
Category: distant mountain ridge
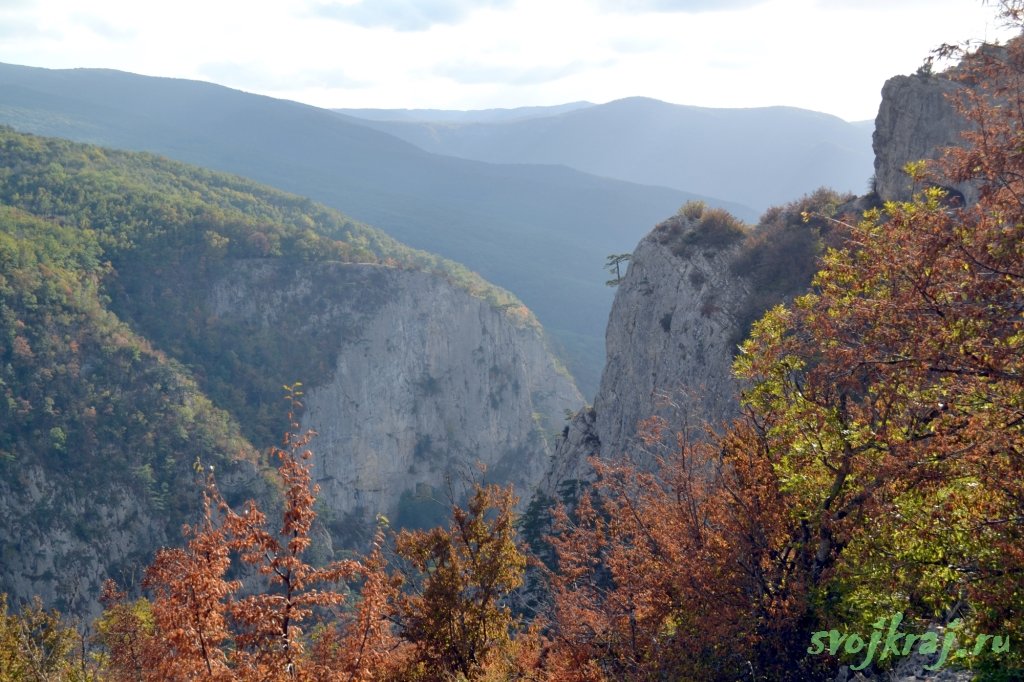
[0,62,752,395]
[334,101,595,123]
[338,96,875,212]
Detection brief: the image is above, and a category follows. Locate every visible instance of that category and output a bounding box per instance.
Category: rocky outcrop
[593,220,748,456]
[540,406,598,493]
[872,72,970,203]
[544,214,750,489]
[0,457,264,618]
[547,54,992,492]
[209,260,582,523]
[0,466,166,615]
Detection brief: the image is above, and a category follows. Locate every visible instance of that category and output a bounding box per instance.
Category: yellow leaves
[903,159,929,181]
[389,484,526,678]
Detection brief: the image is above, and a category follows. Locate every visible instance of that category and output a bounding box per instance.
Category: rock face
[547,60,989,493]
[594,220,748,456]
[0,458,264,618]
[0,466,166,615]
[872,72,970,203]
[544,214,749,488]
[209,260,582,521]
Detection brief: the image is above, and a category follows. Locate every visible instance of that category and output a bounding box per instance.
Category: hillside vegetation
[0,128,538,442]
[0,65,751,394]
[0,127,549,613]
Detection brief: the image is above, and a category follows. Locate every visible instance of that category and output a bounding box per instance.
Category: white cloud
[71,13,135,40]
[595,0,767,13]
[312,0,516,31]
[0,0,1016,121]
[434,59,602,86]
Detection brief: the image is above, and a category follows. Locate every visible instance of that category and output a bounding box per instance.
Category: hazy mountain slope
[334,101,595,123]
[0,64,752,395]
[342,96,874,212]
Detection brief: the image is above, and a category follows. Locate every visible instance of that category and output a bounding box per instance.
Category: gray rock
[544,214,749,487]
[0,457,261,620]
[872,72,971,204]
[210,260,582,521]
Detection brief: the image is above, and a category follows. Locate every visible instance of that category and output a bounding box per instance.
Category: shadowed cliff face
[543,213,750,492]
[208,260,582,528]
[873,72,971,204]
[0,458,265,619]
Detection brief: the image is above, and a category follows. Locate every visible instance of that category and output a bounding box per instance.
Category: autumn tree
[220,406,362,679]
[306,529,407,682]
[95,581,156,682]
[0,593,87,681]
[101,386,362,681]
[137,481,239,680]
[390,484,528,680]
[546,7,1024,679]
[543,418,826,681]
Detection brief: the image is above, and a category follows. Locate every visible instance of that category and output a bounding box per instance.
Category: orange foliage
[543,418,820,681]
[545,18,1024,678]
[101,389,370,681]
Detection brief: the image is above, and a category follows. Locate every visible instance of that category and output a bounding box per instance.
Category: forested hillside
[0,127,576,618]
[0,128,540,439]
[0,65,751,394]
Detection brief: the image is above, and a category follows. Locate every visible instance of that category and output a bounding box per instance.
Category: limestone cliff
[209,260,582,525]
[0,458,264,617]
[873,70,972,203]
[544,212,750,489]
[593,218,748,456]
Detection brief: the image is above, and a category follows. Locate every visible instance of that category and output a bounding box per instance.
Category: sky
[0,0,1017,122]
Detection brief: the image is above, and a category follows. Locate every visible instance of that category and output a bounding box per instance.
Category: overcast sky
[0,0,1015,121]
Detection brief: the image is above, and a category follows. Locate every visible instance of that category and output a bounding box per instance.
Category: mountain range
[336,96,875,211]
[0,63,736,394]
[0,63,874,394]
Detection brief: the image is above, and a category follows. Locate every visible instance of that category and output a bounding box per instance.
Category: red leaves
[546,22,1024,678]
[102,392,365,681]
[545,428,802,680]
[99,402,526,680]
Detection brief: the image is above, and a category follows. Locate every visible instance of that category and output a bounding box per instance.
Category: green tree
[603,253,632,287]
[0,594,85,681]
[731,20,1024,672]
[392,484,527,679]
